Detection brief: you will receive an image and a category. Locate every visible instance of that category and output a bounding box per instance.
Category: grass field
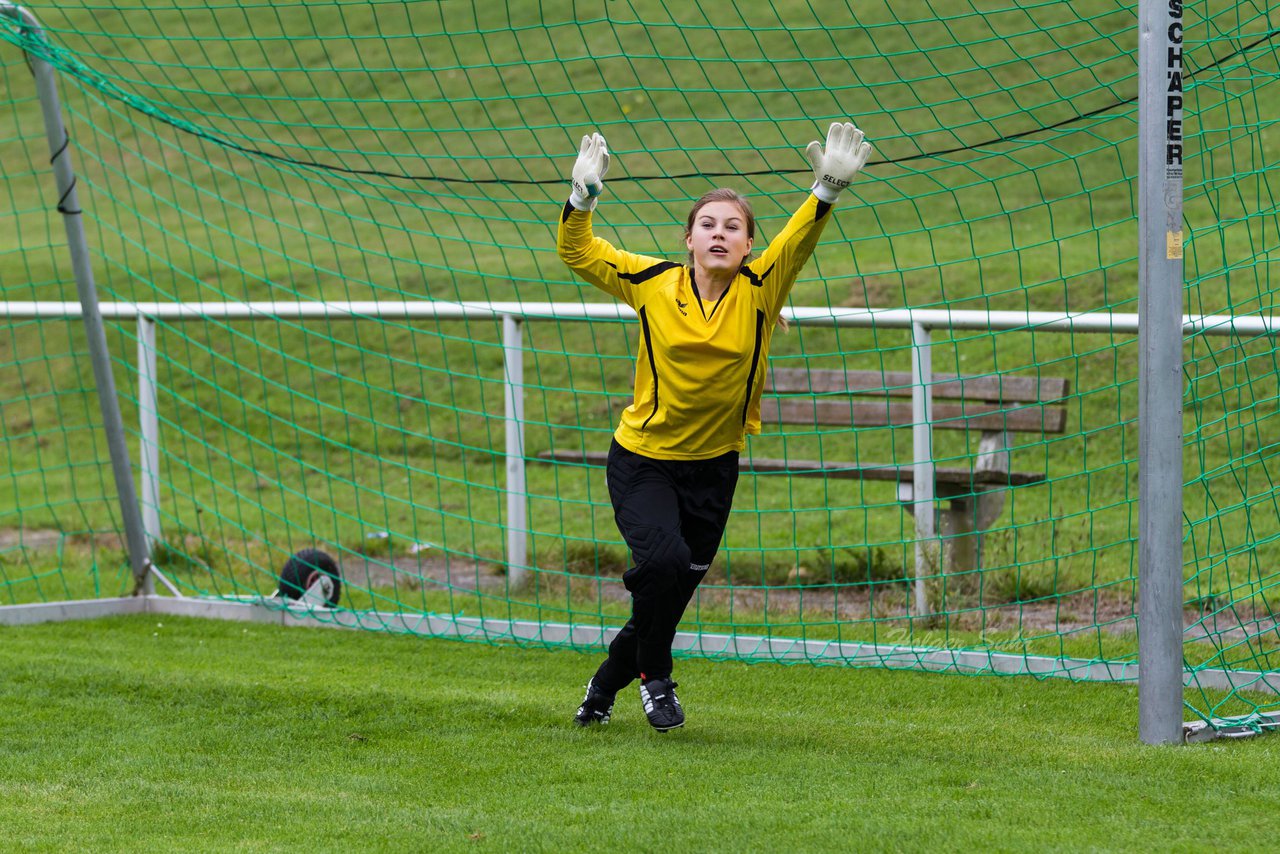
[3,614,1280,852]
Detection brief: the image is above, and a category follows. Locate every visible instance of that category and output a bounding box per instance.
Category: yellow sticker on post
[1166,230,1184,259]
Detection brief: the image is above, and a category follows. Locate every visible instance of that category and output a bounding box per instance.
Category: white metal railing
[5,300,1280,590]
[8,299,1280,334]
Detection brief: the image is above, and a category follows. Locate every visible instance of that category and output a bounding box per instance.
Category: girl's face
[685,201,754,274]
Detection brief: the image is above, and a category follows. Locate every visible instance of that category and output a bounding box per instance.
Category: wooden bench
[537,367,1069,573]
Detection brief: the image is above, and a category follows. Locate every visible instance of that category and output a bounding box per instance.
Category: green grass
[3,615,1280,852]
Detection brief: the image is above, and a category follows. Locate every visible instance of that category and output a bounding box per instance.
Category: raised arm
[748,121,873,317]
[557,133,673,308]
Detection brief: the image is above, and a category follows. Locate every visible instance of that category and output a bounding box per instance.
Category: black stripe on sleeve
[561,199,576,223]
[638,306,661,431]
[815,200,833,221]
[739,262,776,288]
[740,309,765,426]
[606,260,681,285]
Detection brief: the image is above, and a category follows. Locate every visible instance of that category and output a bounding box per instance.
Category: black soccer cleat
[639,675,684,732]
[574,678,616,727]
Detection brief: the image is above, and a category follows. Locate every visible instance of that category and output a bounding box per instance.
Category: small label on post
[1166,230,1184,259]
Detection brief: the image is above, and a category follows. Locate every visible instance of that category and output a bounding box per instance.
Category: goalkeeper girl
[559,123,872,731]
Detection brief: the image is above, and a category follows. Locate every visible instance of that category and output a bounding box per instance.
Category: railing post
[911,322,936,616]
[503,314,528,585]
[137,315,161,580]
[2,3,152,589]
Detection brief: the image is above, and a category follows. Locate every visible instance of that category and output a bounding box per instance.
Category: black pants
[592,439,739,692]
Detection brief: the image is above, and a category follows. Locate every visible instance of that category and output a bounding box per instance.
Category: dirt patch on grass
[4,527,1275,648]
[0,529,63,550]
[684,582,1140,638]
[838,276,900,308]
[343,552,509,593]
[1185,606,1280,646]
[0,528,126,553]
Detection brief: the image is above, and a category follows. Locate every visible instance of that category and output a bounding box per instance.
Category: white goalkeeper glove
[805,121,872,204]
[569,132,610,211]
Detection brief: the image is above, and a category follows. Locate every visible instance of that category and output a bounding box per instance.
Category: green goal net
[1,0,1277,733]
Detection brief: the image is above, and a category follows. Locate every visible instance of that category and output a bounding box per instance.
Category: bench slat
[765,368,1069,403]
[760,399,1066,433]
[536,449,1046,487]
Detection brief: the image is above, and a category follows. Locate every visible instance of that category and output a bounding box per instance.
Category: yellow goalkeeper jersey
[556,193,834,460]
